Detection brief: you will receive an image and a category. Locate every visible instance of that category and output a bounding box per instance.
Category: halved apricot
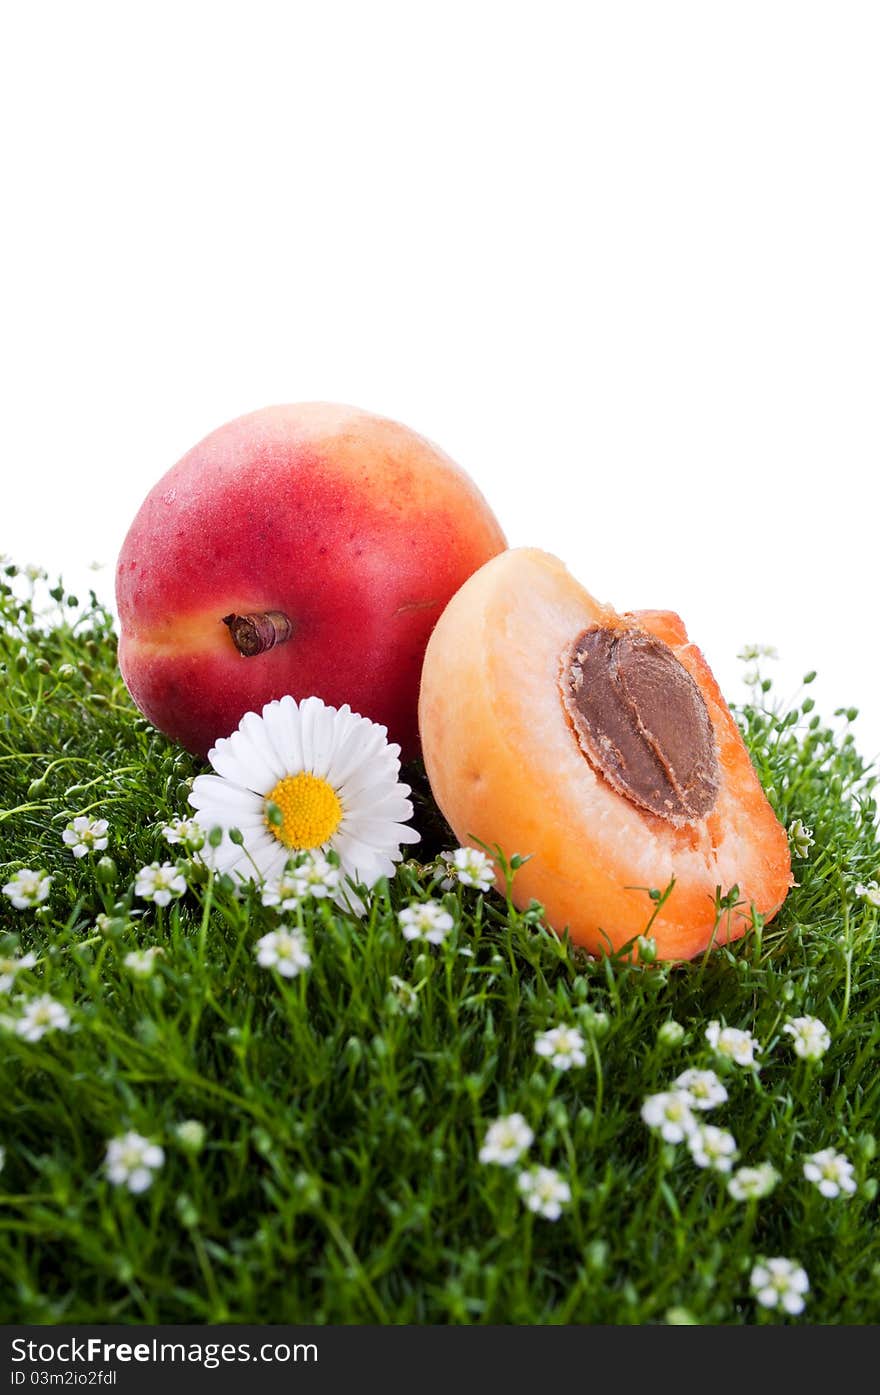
[418,549,792,960]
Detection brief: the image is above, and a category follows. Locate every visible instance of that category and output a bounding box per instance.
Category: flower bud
[657,1019,685,1048]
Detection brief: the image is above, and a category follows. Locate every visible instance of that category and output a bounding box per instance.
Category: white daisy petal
[189,775,264,813]
[339,746,401,791]
[323,714,373,787]
[308,700,341,778]
[348,817,421,848]
[341,778,414,818]
[332,727,392,789]
[226,836,287,883]
[261,696,303,774]
[228,712,284,791]
[336,851,383,889]
[204,736,259,791]
[297,696,325,771]
[366,784,413,810]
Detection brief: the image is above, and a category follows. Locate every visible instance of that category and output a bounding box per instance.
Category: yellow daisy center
[264,773,343,850]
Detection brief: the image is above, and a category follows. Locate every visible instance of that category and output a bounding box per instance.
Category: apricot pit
[561,626,720,825]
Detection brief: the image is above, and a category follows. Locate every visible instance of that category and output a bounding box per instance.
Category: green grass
[1,565,878,1326]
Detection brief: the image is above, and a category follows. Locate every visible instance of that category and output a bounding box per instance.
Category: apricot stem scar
[222,611,293,657]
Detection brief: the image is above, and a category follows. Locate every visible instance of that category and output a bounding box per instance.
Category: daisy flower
[641,1091,697,1144]
[750,1257,809,1315]
[188,697,418,907]
[517,1166,571,1220]
[161,817,205,852]
[687,1123,738,1173]
[674,1068,728,1111]
[62,816,109,858]
[2,869,52,910]
[855,880,880,909]
[104,1132,165,1193]
[705,1020,761,1068]
[535,1025,586,1071]
[803,1148,857,1198]
[441,847,495,892]
[135,862,187,907]
[398,900,454,945]
[728,1163,779,1201]
[783,1015,831,1062]
[0,950,37,993]
[16,995,71,1041]
[254,926,312,978]
[479,1114,534,1167]
[788,818,814,858]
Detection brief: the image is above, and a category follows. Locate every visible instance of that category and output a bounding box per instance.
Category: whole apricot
[116,404,506,756]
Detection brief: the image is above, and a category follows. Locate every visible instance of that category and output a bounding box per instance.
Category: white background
[2,2,878,764]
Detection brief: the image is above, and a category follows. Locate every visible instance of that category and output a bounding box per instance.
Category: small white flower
[803,1148,857,1199]
[95,912,128,937]
[188,696,419,908]
[2,869,52,910]
[788,818,814,858]
[135,862,187,907]
[161,817,205,852]
[387,975,420,1017]
[688,1123,738,1172]
[535,1025,587,1071]
[641,1091,697,1144]
[728,1163,780,1201]
[255,926,312,978]
[479,1114,534,1167]
[783,1015,831,1062]
[855,880,880,909]
[276,850,341,903]
[104,1131,165,1193]
[517,1165,571,1220]
[398,900,454,945]
[16,994,71,1041]
[738,644,779,663]
[261,867,303,912]
[62,816,109,858]
[705,1020,761,1068]
[123,948,163,979]
[174,1119,206,1153]
[674,1069,728,1111]
[0,950,37,993]
[750,1257,809,1315]
[24,564,47,582]
[440,847,495,892]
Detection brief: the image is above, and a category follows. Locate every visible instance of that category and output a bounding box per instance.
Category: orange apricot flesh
[418,549,792,961]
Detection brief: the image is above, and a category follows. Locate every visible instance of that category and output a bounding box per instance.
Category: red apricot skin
[116,404,506,757]
[418,549,793,961]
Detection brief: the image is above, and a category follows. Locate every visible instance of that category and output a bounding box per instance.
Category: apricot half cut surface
[418,549,792,961]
